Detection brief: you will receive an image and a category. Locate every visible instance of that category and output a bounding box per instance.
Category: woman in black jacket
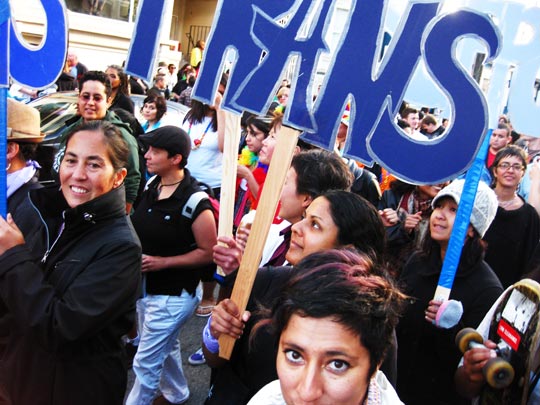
[396,179,504,405]
[0,120,142,405]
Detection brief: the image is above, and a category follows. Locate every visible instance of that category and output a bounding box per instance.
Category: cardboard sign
[0,0,67,217]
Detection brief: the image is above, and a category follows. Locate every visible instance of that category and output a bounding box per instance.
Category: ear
[7,142,19,160]
[171,154,183,166]
[113,168,128,189]
[301,194,313,209]
[466,224,475,239]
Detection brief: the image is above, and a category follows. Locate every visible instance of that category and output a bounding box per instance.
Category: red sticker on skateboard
[497,319,520,351]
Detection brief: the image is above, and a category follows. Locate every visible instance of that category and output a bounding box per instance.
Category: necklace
[189,119,213,150]
[159,179,183,187]
[498,193,518,209]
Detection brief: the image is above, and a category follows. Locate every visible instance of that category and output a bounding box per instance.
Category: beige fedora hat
[7,98,45,143]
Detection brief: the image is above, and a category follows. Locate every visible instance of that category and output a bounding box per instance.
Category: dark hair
[246,115,273,139]
[184,73,227,131]
[65,120,128,172]
[397,119,411,130]
[389,178,415,195]
[401,107,418,119]
[422,221,486,269]
[491,145,528,186]
[291,150,352,198]
[14,143,38,162]
[142,94,167,122]
[79,71,112,98]
[169,129,191,169]
[255,249,405,379]
[496,122,511,137]
[323,190,386,262]
[107,65,130,96]
[421,114,437,126]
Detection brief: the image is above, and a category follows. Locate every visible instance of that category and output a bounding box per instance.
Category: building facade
[11,0,217,77]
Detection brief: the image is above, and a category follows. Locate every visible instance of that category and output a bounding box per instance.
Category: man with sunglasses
[53,70,141,213]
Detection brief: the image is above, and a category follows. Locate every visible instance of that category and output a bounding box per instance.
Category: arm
[0,237,141,351]
[215,92,226,153]
[528,162,540,217]
[202,298,251,368]
[142,209,217,272]
[455,340,497,399]
[213,235,242,275]
[237,165,260,200]
[119,128,141,207]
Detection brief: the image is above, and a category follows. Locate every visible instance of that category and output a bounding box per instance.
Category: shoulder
[372,371,405,405]
[250,266,295,307]
[247,380,285,405]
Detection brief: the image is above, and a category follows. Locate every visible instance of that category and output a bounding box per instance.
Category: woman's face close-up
[258,125,279,165]
[429,197,458,246]
[286,196,339,265]
[142,102,158,123]
[105,67,121,90]
[493,155,525,189]
[245,124,266,154]
[277,314,371,405]
[60,130,123,208]
[144,146,177,176]
[278,167,308,224]
[78,80,108,121]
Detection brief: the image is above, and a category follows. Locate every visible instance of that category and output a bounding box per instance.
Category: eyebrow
[65,151,106,163]
[282,341,353,359]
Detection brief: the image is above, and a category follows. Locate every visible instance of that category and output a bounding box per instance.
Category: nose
[433,207,444,220]
[296,364,324,403]
[291,218,306,238]
[72,162,87,180]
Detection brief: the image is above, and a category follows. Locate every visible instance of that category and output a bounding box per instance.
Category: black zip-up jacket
[0,185,141,405]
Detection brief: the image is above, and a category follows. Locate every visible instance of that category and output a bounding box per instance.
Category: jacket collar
[31,184,127,228]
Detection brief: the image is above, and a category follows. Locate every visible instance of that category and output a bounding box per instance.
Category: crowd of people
[2,46,540,405]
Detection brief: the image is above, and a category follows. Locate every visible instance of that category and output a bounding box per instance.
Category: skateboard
[456,279,540,405]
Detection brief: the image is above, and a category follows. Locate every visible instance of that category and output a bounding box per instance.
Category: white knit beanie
[431,179,498,238]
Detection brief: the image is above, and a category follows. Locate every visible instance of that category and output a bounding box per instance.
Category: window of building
[65,0,139,23]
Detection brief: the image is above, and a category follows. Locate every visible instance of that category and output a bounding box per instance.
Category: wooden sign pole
[216,112,242,277]
[219,126,299,359]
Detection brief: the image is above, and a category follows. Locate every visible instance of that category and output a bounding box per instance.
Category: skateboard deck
[480,279,540,405]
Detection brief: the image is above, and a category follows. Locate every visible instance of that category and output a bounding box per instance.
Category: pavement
[124,313,212,404]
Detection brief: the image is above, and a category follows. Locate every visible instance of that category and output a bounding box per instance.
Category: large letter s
[369,10,500,183]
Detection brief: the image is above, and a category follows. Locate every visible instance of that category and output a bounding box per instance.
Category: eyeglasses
[497,162,524,171]
[80,93,105,103]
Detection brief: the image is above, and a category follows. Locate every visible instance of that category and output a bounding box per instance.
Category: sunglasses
[80,93,105,102]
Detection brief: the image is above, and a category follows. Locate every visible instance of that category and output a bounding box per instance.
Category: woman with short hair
[248,249,405,404]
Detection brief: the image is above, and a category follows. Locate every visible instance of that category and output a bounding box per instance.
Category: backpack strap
[182,191,210,220]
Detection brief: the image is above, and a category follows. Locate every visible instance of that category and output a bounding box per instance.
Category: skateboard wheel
[456,328,483,354]
[483,357,515,389]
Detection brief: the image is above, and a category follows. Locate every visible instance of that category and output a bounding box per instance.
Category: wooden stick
[216,112,241,277]
[219,126,300,359]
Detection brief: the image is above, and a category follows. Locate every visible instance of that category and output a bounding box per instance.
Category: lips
[70,185,88,194]
[289,238,303,250]
[431,223,446,231]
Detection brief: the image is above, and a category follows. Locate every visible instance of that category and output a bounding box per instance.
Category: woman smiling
[0,121,141,405]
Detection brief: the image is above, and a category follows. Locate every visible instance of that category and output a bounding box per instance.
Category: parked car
[29,92,190,183]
